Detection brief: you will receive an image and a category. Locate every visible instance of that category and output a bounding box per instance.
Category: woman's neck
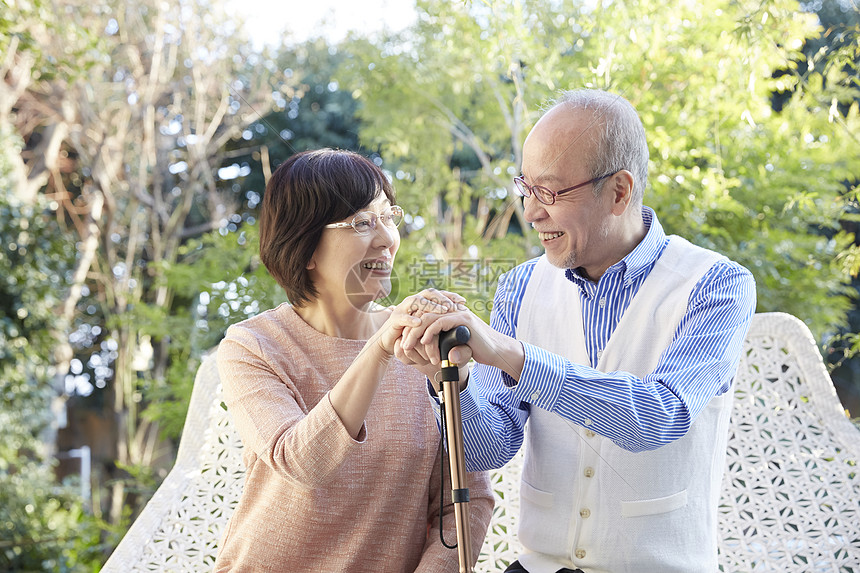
[293,296,387,340]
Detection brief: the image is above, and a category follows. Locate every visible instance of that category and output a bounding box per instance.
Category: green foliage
[0,463,107,572]
[1,0,283,543]
[0,128,104,570]
[338,0,860,340]
[141,222,283,440]
[0,192,73,461]
[3,0,859,565]
[226,37,366,211]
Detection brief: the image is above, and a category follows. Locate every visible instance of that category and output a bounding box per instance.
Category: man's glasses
[324,205,404,236]
[513,172,615,205]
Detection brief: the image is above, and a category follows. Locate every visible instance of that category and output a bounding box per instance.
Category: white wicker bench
[102,312,860,572]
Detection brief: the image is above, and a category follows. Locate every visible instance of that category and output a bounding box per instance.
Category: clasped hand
[395,290,517,389]
[373,288,521,388]
[392,290,472,382]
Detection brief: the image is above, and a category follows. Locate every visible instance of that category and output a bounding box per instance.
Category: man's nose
[522,193,547,224]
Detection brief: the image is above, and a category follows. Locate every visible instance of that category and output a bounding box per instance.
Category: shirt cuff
[426,372,484,424]
[457,372,482,421]
[426,377,439,399]
[510,341,567,410]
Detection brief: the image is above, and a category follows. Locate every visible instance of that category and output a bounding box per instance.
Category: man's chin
[545,250,575,270]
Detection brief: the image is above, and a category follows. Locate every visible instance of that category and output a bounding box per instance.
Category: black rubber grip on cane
[439,326,471,361]
[440,365,461,382]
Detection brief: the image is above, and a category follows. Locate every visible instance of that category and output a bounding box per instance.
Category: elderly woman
[213,148,493,572]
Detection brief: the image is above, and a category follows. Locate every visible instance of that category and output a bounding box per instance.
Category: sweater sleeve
[217,325,364,489]
[414,440,494,572]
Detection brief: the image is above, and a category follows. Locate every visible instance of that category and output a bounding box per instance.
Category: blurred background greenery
[1,0,858,569]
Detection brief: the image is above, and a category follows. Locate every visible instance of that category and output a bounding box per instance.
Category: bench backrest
[101,312,860,572]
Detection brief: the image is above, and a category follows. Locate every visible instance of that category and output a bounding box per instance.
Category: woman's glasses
[324,205,404,236]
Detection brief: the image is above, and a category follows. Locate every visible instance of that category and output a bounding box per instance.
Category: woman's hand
[392,292,474,388]
[334,289,467,438]
[372,289,466,359]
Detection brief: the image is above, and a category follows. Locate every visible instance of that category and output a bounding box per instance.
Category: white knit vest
[516,236,732,573]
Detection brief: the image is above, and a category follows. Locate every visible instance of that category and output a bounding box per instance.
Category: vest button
[575,548,586,559]
[580,508,591,518]
[585,430,596,438]
[584,467,594,478]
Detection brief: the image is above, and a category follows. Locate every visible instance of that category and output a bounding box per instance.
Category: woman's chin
[377,279,392,296]
[371,280,394,305]
[345,279,392,310]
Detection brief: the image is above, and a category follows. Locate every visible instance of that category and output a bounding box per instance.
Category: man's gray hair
[554,89,649,207]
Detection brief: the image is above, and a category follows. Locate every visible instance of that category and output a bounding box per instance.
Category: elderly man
[399,89,757,573]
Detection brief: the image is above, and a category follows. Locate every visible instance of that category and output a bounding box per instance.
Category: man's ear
[610,170,635,215]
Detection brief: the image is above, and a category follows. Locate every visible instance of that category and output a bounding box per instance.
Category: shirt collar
[564,206,668,288]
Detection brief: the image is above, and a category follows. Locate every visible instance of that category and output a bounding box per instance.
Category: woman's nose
[372,220,398,246]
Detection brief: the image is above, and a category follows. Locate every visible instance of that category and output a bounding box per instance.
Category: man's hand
[397,304,526,384]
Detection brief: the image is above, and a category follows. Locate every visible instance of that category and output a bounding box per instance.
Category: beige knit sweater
[213,303,493,572]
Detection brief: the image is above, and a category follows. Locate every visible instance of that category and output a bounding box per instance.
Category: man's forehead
[522,142,591,181]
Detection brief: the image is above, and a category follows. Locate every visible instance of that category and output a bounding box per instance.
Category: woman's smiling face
[308,193,401,308]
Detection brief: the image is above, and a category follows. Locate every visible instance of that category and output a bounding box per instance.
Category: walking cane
[438,326,474,573]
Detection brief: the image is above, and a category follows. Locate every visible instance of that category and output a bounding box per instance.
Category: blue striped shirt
[449,207,757,471]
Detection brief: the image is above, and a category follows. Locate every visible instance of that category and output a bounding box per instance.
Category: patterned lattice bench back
[102,312,860,572]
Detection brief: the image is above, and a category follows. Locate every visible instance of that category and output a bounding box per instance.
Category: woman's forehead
[366,192,392,209]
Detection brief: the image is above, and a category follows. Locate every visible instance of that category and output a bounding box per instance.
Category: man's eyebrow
[522,172,563,185]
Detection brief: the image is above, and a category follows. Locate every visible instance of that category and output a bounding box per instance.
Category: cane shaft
[438,327,474,573]
[441,376,473,573]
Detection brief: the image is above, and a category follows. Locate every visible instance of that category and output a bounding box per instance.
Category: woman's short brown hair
[259,149,396,307]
